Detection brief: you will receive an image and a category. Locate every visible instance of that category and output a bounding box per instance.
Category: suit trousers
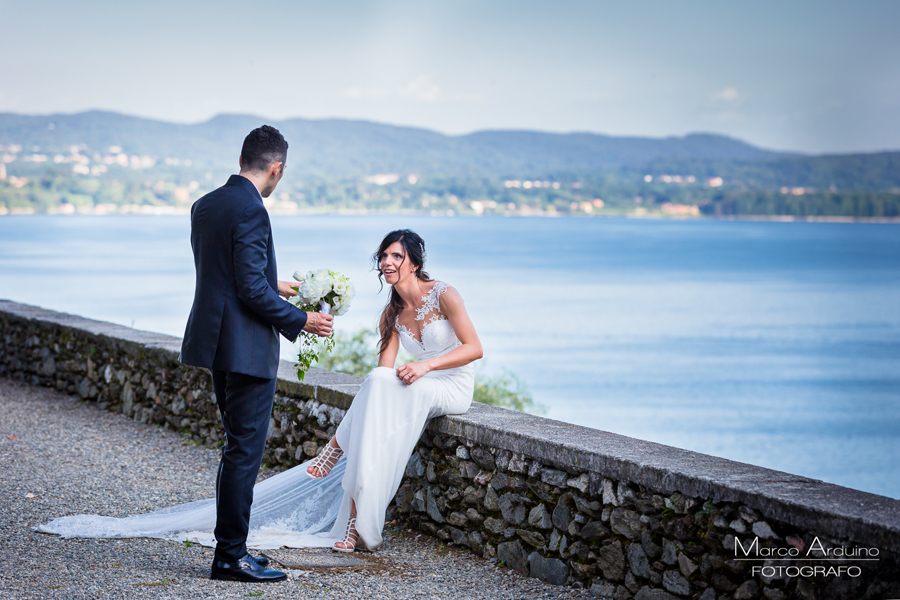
[210,369,277,562]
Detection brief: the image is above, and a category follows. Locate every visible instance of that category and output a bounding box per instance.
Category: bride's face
[381,241,416,285]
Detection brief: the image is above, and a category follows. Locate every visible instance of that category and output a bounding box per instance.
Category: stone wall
[0,300,359,473]
[2,300,899,600]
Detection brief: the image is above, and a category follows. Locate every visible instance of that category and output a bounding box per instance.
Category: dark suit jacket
[180,175,307,379]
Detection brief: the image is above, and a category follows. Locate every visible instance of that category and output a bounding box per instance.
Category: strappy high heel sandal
[333,514,358,553]
[306,443,343,479]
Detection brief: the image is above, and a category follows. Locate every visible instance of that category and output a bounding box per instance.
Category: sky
[1,0,898,154]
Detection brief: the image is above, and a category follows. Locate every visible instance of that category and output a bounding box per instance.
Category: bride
[38,229,483,555]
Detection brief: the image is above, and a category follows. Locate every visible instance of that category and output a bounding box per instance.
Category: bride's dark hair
[373,229,431,354]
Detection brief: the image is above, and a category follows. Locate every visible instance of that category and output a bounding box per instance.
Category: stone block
[661,539,678,565]
[473,470,493,486]
[568,473,590,493]
[589,580,617,599]
[734,580,759,600]
[597,540,625,581]
[711,573,738,592]
[433,434,457,450]
[499,493,527,525]
[497,540,528,574]
[610,508,642,539]
[484,486,500,511]
[466,508,483,523]
[568,540,590,561]
[617,482,636,506]
[40,355,56,376]
[752,521,777,539]
[552,502,571,531]
[528,503,553,529]
[729,518,746,534]
[425,486,444,523]
[450,527,466,545]
[302,441,318,457]
[527,481,555,503]
[641,530,662,560]
[448,512,468,527]
[677,552,697,578]
[527,551,569,585]
[516,528,545,548]
[412,489,426,513]
[406,452,425,478]
[507,453,527,473]
[484,517,506,535]
[121,381,134,416]
[495,449,511,472]
[470,445,495,469]
[463,485,484,506]
[542,468,569,487]
[574,495,602,517]
[663,570,691,596]
[571,561,597,580]
[635,588,679,600]
[580,520,610,542]
[627,542,652,578]
[491,472,510,490]
[549,528,561,552]
[77,376,92,399]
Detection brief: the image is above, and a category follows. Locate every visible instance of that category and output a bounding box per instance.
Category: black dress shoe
[210,553,286,582]
[252,554,270,568]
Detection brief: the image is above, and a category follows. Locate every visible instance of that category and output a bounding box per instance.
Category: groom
[181,125,333,582]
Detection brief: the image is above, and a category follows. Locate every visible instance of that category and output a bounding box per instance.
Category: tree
[313,327,543,413]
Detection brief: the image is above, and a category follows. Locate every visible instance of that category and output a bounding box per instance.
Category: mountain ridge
[0,110,787,177]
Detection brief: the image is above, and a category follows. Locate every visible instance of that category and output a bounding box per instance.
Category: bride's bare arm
[377,320,400,368]
[396,287,483,385]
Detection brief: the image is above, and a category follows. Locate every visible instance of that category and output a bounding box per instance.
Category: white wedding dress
[38,281,474,552]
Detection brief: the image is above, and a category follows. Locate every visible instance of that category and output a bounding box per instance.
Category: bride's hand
[397,361,430,385]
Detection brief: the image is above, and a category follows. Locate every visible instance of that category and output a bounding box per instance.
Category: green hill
[0,110,781,177]
[1,111,897,218]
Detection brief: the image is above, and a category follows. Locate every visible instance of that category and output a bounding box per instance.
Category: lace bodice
[395,281,462,361]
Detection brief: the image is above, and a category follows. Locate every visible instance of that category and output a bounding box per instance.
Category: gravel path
[0,377,594,600]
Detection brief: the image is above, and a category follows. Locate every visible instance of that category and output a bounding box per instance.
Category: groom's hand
[277,280,299,299]
[303,312,333,337]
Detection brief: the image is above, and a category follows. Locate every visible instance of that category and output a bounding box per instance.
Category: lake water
[1,215,898,499]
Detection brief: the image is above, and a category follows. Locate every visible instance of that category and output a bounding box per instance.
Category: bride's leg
[306,437,343,479]
[334,497,358,551]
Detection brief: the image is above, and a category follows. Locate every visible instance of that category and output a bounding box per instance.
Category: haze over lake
[1,215,898,498]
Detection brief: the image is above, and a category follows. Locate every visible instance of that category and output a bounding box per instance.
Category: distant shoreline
[1,207,898,223]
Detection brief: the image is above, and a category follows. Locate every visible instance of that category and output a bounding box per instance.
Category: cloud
[712,87,739,102]
[449,93,483,103]
[396,75,440,102]
[342,86,388,100]
[576,90,625,103]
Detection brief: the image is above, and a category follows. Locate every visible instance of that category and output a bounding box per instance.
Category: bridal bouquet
[290,269,355,381]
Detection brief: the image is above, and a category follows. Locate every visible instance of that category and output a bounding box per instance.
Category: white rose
[317,277,332,297]
[299,278,322,303]
[332,298,349,316]
[292,270,305,282]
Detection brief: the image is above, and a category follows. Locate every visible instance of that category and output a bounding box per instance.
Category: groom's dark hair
[240,125,288,173]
